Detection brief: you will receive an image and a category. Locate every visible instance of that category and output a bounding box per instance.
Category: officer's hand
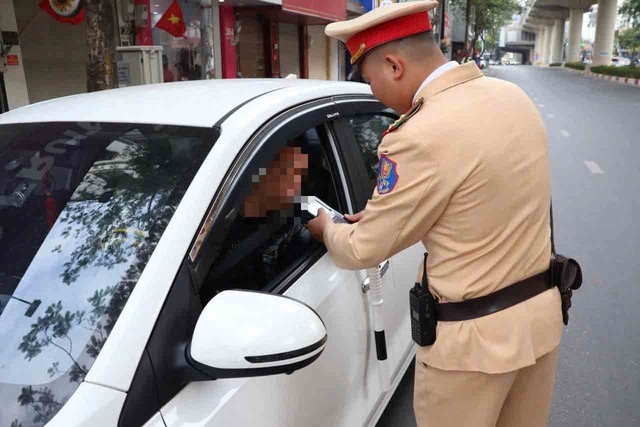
[344,210,365,223]
[307,209,332,244]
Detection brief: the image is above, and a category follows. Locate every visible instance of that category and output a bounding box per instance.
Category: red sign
[6,55,19,66]
[219,5,238,79]
[283,0,346,22]
[38,0,85,25]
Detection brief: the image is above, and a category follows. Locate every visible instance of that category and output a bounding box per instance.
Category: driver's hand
[344,210,365,223]
[307,209,332,244]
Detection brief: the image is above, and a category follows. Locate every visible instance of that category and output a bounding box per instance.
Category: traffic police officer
[306,1,564,426]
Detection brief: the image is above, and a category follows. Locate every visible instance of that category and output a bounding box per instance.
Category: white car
[611,56,631,67]
[0,80,422,426]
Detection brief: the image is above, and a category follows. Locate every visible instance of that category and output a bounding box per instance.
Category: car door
[137,100,389,427]
[332,97,423,387]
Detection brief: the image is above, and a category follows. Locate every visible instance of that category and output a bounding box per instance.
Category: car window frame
[120,98,356,426]
[189,99,353,296]
[121,96,395,427]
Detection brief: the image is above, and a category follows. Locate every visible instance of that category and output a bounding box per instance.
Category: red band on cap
[346,12,432,63]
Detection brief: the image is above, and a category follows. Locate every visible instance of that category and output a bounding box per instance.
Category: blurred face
[268,146,309,202]
[243,146,309,217]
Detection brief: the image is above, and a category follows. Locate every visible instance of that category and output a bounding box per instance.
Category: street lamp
[0,294,42,317]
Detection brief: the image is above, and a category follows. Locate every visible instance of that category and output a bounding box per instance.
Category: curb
[563,67,640,88]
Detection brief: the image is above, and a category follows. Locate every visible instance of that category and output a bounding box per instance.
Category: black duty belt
[436,271,552,322]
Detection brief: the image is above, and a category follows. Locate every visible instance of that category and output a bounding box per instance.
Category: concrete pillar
[534,31,542,64]
[328,39,340,81]
[567,9,584,63]
[550,19,565,64]
[592,0,617,66]
[543,26,553,65]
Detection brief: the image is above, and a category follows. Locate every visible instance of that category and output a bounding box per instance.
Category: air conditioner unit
[116,46,164,87]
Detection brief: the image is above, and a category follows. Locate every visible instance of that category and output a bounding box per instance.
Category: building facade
[0,0,368,112]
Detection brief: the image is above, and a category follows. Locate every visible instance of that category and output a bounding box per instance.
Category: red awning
[282,0,347,22]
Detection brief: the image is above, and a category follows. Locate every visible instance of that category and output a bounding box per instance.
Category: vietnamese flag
[38,0,85,25]
[155,1,187,38]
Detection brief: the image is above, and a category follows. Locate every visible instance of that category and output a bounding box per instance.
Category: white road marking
[547,113,555,119]
[538,104,545,108]
[584,161,604,174]
[560,129,570,137]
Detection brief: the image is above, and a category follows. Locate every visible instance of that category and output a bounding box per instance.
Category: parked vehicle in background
[611,56,631,67]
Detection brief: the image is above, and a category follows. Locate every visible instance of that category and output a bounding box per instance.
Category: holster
[550,253,583,325]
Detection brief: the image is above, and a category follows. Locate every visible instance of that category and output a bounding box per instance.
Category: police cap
[325,1,439,82]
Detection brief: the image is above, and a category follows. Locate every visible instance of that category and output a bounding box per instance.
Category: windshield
[0,122,216,426]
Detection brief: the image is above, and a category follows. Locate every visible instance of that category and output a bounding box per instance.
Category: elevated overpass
[510,0,617,66]
[499,24,536,64]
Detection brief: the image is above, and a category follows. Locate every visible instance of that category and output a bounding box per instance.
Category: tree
[56,135,188,285]
[453,0,521,59]
[620,0,640,28]
[471,0,521,60]
[618,27,640,64]
[85,0,119,92]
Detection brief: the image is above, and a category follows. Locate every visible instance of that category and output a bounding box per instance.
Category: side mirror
[187,290,327,379]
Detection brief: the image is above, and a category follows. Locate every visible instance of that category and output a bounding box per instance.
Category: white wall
[0,0,29,110]
[308,25,328,80]
[14,0,88,104]
[279,23,300,78]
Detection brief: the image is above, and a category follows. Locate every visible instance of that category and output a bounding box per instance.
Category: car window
[199,126,343,304]
[344,114,396,191]
[0,122,217,426]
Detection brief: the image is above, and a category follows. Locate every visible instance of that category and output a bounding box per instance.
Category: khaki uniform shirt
[323,62,563,374]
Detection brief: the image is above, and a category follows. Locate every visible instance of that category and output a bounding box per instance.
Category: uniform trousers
[413,347,559,427]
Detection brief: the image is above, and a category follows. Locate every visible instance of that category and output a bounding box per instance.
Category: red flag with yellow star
[155,1,186,38]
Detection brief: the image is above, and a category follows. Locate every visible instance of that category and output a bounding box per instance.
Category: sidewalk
[561,66,640,89]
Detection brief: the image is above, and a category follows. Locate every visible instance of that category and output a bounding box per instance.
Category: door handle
[361,260,390,293]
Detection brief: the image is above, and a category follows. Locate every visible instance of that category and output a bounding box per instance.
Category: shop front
[219,0,349,80]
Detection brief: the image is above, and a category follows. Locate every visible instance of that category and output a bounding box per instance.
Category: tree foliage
[618,27,640,63]
[452,0,521,58]
[10,129,188,426]
[620,0,640,27]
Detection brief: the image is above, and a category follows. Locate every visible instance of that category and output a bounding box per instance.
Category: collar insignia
[382,97,424,137]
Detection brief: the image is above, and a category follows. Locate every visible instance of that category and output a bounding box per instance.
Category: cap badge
[351,43,367,65]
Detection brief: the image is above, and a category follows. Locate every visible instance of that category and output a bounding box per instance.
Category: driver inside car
[202,144,312,298]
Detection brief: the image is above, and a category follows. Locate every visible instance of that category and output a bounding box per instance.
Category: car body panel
[84,82,371,393]
[0,80,368,128]
[160,255,385,427]
[143,412,167,427]
[47,382,126,427]
[0,81,421,426]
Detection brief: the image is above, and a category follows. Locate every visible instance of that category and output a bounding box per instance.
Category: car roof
[0,79,370,128]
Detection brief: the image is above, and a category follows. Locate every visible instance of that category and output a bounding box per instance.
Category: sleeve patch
[377,155,399,195]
